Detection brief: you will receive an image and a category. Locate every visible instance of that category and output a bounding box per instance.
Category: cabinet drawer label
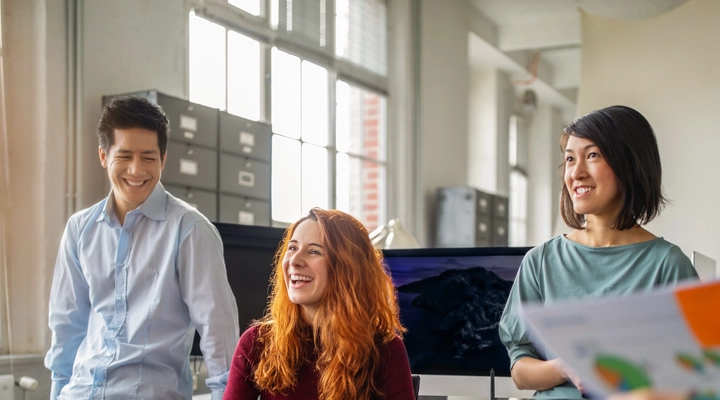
[180,114,197,132]
[239,131,255,146]
[179,159,198,176]
[238,171,255,187]
[239,210,255,225]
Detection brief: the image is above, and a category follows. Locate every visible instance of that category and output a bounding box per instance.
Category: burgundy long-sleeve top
[222,325,416,400]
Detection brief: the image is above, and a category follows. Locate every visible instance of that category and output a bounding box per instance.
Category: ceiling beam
[497,15,580,52]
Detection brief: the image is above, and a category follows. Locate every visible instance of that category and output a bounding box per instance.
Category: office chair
[411,375,421,400]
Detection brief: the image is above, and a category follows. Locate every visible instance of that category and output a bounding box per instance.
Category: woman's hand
[548,358,584,393]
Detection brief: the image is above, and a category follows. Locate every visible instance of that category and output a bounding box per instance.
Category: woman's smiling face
[282,219,329,323]
[563,135,623,221]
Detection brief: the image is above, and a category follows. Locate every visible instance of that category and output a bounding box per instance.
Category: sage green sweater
[499,235,698,399]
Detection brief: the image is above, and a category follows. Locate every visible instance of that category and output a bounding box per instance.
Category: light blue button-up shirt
[45,183,239,400]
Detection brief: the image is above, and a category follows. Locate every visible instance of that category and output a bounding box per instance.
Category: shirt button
[116,295,123,301]
[96,382,102,387]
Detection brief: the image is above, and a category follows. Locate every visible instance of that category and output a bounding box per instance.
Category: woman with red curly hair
[223,208,415,400]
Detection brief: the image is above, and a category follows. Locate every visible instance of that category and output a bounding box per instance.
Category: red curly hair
[252,208,406,400]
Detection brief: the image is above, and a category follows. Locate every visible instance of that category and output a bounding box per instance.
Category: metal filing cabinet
[435,186,494,247]
[219,112,272,162]
[165,184,218,221]
[219,195,271,226]
[435,186,512,248]
[164,141,218,191]
[218,112,273,223]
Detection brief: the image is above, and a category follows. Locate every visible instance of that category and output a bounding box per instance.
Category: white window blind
[272,0,330,51]
[336,0,388,77]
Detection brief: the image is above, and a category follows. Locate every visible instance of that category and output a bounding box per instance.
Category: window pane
[273,0,328,49]
[189,12,226,110]
[270,0,279,28]
[510,220,527,248]
[509,170,528,246]
[301,61,328,146]
[509,115,518,167]
[335,81,386,160]
[301,143,329,212]
[229,0,262,16]
[271,48,301,138]
[228,31,261,121]
[509,115,528,170]
[272,135,301,222]
[336,154,385,231]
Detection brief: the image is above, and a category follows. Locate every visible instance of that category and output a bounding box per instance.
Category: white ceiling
[468,0,690,105]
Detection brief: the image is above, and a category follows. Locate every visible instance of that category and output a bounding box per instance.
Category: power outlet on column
[0,374,14,400]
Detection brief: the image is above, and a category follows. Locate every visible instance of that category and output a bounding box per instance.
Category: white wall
[578,0,720,263]
[78,0,189,207]
[2,0,66,396]
[418,0,471,246]
[3,0,67,357]
[387,0,419,235]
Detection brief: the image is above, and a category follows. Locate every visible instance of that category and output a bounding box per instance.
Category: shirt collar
[96,182,168,224]
[137,182,167,221]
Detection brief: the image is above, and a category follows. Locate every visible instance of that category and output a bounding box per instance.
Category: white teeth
[291,274,313,282]
[127,180,145,187]
[576,187,593,194]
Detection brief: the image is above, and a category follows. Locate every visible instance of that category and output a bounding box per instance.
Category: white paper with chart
[521,280,720,398]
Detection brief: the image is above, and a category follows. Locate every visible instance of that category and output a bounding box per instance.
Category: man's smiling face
[99,127,166,219]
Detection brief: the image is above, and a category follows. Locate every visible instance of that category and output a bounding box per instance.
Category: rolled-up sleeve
[499,250,543,368]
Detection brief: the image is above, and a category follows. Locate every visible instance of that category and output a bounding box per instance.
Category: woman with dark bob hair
[223,208,416,400]
[499,105,698,399]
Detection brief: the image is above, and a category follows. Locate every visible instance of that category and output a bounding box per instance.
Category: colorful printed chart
[522,280,720,398]
[594,354,652,390]
[676,353,705,373]
[704,350,720,366]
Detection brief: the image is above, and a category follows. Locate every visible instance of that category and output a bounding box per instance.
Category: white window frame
[188,0,389,228]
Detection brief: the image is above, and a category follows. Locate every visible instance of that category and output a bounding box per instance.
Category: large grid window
[189,0,388,230]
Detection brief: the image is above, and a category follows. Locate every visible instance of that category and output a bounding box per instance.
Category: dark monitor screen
[191,222,286,356]
[382,246,530,377]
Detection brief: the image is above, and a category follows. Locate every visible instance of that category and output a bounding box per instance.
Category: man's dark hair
[96,96,170,155]
[559,105,666,230]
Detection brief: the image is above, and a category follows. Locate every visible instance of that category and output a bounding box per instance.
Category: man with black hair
[45,96,239,400]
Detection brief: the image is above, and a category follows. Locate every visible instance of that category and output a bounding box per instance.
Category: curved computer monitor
[382,246,533,398]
